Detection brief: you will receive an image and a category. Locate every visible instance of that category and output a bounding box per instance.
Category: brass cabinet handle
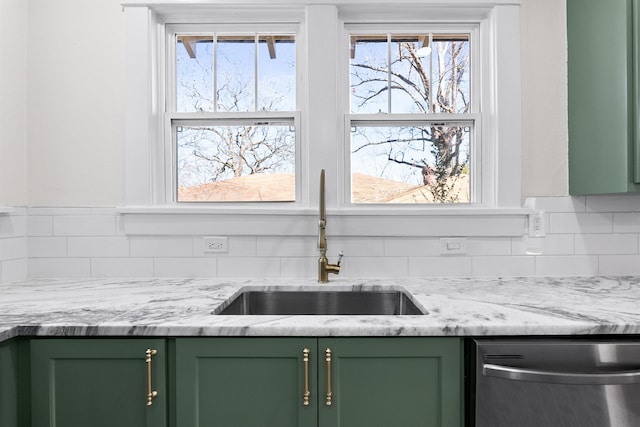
[145,349,158,406]
[325,348,332,406]
[303,348,311,406]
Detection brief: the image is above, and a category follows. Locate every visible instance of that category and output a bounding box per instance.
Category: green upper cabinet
[175,337,462,427]
[0,339,19,427]
[568,0,640,195]
[30,338,167,427]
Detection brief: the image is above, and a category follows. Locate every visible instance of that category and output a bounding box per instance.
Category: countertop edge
[1,276,640,342]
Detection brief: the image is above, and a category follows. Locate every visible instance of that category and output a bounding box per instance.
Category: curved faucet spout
[319,169,326,224]
[318,169,327,251]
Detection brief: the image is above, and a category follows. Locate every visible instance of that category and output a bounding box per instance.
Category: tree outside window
[174,34,297,202]
[349,33,472,204]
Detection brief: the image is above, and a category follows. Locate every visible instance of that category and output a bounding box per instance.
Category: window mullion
[254,33,259,112]
[213,33,217,113]
[429,33,433,113]
[387,32,392,114]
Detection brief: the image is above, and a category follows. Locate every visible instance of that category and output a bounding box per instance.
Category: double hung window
[123,1,522,221]
[346,27,478,204]
[167,25,299,202]
[167,20,479,206]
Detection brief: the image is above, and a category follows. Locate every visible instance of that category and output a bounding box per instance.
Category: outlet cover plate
[440,238,467,256]
[203,236,228,253]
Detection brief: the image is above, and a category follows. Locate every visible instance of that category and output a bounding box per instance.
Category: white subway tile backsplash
[280,257,316,278]
[1,237,28,261]
[91,258,154,278]
[574,234,638,255]
[472,256,535,277]
[384,238,440,257]
[341,256,408,278]
[53,215,116,236]
[0,211,28,283]
[6,197,640,281]
[512,234,575,255]
[0,215,27,238]
[549,212,613,234]
[257,236,316,257]
[466,238,513,256]
[130,236,193,257]
[153,257,217,277]
[68,237,130,258]
[613,213,640,233]
[28,237,67,258]
[1,259,28,282]
[217,257,281,278]
[0,217,8,238]
[599,255,640,275]
[408,256,472,277]
[535,256,599,276]
[27,215,53,236]
[29,258,91,278]
[331,237,385,257]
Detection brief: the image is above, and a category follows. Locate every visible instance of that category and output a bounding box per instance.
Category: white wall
[520,0,569,197]
[0,0,28,206]
[6,1,640,282]
[27,0,125,206]
[17,0,568,207]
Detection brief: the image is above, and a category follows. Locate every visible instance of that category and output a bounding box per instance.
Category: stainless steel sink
[217,290,425,315]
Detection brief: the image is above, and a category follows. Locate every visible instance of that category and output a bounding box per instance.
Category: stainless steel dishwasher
[474,339,640,427]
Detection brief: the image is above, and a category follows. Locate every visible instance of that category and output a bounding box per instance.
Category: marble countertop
[0,276,639,342]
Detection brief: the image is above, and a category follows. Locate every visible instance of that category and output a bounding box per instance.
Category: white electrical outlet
[203,236,228,253]
[440,238,467,256]
[529,211,546,237]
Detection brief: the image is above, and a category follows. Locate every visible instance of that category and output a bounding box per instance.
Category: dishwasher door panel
[474,339,640,427]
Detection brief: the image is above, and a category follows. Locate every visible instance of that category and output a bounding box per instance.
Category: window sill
[118,206,531,237]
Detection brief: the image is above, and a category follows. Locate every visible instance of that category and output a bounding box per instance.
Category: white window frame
[165,23,303,205]
[120,0,528,238]
[341,24,481,207]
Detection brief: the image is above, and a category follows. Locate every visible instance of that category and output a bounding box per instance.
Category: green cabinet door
[30,338,166,427]
[568,0,640,195]
[175,337,318,427]
[0,339,19,427]
[318,337,462,427]
[175,337,462,427]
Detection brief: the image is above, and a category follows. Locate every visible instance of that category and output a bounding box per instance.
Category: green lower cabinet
[175,337,319,427]
[30,338,167,427]
[175,337,462,427]
[319,337,462,427]
[0,339,19,427]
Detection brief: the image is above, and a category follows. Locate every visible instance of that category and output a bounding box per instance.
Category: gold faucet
[318,169,343,283]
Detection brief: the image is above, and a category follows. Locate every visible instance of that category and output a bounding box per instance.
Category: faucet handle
[336,251,344,266]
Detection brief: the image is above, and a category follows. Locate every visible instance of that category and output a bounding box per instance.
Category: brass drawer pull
[145,349,158,406]
[303,348,311,406]
[325,348,332,406]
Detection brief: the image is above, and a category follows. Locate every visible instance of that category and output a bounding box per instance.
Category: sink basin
[217,290,425,315]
